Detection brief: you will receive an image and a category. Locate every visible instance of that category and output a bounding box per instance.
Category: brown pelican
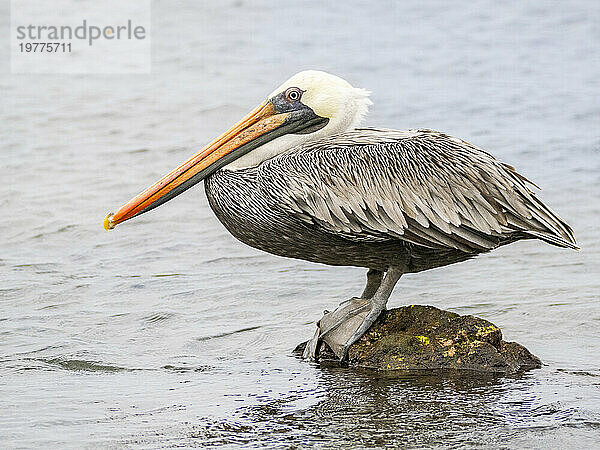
[104,71,578,361]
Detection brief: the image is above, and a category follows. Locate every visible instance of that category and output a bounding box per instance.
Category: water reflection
[183,368,519,447]
[165,364,600,448]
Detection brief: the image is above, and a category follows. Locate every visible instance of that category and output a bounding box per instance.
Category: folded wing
[265,128,577,253]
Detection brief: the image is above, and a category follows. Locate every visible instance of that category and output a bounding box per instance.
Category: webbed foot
[303,297,379,361]
[338,297,387,361]
[302,266,405,362]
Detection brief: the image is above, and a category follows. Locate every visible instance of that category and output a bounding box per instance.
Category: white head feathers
[270,70,372,133]
[225,70,372,171]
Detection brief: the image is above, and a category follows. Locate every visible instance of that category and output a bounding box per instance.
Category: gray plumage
[205,128,577,273]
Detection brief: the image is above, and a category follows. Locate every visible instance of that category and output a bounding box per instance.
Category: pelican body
[104,71,577,360]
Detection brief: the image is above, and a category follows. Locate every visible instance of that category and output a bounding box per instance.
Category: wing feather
[263,128,578,252]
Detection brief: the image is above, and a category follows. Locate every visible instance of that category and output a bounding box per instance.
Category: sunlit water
[2,0,599,447]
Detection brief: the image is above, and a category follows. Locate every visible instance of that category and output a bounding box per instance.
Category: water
[2,0,599,447]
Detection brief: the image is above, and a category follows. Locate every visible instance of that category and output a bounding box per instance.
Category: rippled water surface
[2,0,600,447]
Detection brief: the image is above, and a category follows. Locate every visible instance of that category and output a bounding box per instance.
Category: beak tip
[103,213,115,231]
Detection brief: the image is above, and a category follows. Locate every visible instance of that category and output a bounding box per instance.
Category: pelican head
[270,70,372,138]
[104,71,371,230]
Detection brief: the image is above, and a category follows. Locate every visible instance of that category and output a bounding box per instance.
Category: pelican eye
[285,87,303,102]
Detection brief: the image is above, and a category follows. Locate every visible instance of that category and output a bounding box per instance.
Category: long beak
[104,100,289,230]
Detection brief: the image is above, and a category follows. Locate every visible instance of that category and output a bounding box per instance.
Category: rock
[295,305,541,374]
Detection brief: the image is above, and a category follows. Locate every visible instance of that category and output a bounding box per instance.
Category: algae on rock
[296,305,541,374]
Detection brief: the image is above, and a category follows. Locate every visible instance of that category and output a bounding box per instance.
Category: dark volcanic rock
[295,305,541,374]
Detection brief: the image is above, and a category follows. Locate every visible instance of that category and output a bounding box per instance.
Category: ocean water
[1,0,599,447]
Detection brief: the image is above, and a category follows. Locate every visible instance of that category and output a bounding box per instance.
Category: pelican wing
[265,128,577,252]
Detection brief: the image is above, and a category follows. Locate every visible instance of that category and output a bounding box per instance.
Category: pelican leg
[361,269,384,299]
[302,268,385,361]
[318,269,383,340]
[339,265,404,361]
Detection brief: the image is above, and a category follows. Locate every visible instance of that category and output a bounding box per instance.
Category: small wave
[13,262,59,274]
[127,148,150,154]
[204,255,269,265]
[196,325,261,342]
[557,368,600,377]
[162,364,212,373]
[144,312,175,323]
[32,224,77,239]
[38,357,131,373]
